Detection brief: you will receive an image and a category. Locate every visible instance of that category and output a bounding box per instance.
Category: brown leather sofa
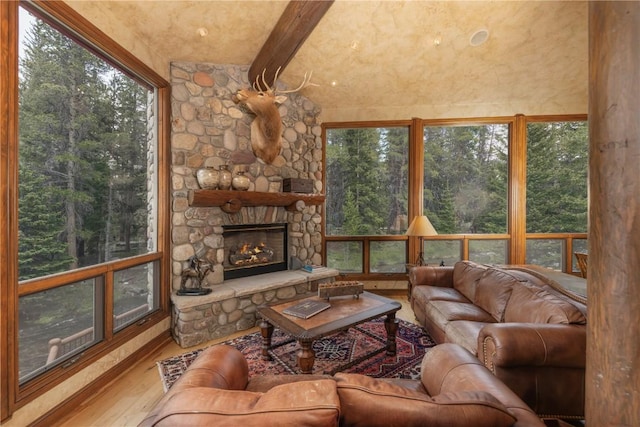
[139,343,547,427]
[409,261,587,420]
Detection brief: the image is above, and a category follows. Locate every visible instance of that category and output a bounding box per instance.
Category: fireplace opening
[222,223,288,280]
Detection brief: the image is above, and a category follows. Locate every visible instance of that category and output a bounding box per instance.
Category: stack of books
[302,264,329,273]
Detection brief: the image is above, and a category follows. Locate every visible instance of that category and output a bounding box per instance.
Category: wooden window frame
[322,114,587,279]
[0,0,171,419]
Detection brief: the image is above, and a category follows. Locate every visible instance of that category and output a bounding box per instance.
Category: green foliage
[18,167,74,279]
[327,121,587,271]
[326,127,408,236]
[424,125,509,234]
[526,122,588,233]
[18,15,151,279]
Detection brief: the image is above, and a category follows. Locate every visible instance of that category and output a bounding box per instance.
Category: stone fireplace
[170,62,325,289]
[222,223,288,280]
[168,62,336,347]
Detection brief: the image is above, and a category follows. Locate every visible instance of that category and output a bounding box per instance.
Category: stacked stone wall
[170,62,324,292]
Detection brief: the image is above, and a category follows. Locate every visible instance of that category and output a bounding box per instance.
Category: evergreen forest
[19,17,151,282]
[327,123,587,237]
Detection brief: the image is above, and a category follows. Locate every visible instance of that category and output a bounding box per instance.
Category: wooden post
[587,2,640,425]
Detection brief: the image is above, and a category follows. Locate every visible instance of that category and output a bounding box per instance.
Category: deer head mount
[234,67,315,164]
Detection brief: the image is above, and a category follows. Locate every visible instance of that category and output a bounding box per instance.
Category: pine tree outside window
[423,123,510,265]
[325,126,409,274]
[525,120,588,271]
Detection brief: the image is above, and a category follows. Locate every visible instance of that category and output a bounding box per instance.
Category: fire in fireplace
[229,242,275,266]
[222,223,288,280]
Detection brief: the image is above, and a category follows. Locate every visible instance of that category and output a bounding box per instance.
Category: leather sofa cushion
[444,320,487,354]
[452,261,490,301]
[504,283,587,324]
[474,268,521,321]
[426,300,495,329]
[149,380,340,426]
[246,374,331,392]
[412,285,470,305]
[335,373,516,427]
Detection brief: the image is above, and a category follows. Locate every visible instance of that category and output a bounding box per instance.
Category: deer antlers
[252,66,317,95]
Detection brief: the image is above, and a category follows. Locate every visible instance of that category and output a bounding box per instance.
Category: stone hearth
[171,269,338,347]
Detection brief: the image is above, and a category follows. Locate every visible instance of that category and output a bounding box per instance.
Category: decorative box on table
[318,281,364,300]
[283,178,314,193]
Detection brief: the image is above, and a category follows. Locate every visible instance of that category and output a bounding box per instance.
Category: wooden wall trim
[0,0,19,421]
[408,117,424,264]
[509,114,527,264]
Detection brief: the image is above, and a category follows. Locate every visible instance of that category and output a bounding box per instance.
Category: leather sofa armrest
[478,323,586,370]
[409,266,454,288]
[139,345,249,427]
[420,343,545,427]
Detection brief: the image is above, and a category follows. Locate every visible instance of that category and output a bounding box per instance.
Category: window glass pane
[424,124,509,234]
[572,239,588,273]
[326,127,409,236]
[526,121,588,233]
[370,241,406,273]
[469,240,508,264]
[526,239,563,270]
[423,240,461,266]
[113,261,157,331]
[19,280,102,383]
[573,239,588,254]
[18,8,156,281]
[326,241,363,273]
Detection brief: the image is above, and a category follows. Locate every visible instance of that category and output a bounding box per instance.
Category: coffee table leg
[384,313,399,355]
[260,319,274,361]
[297,340,315,374]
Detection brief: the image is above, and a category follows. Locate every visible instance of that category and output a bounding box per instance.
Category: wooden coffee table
[256,291,401,374]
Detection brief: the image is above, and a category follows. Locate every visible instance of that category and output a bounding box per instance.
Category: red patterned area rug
[158,318,435,391]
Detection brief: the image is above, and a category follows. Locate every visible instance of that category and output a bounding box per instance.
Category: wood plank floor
[53,292,415,427]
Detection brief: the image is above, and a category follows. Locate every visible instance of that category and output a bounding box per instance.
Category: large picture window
[526,120,588,270]
[423,124,509,234]
[17,5,160,383]
[325,126,409,274]
[1,1,169,415]
[423,123,509,265]
[323,117,586,276]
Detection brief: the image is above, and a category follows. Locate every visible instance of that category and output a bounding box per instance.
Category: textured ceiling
[65,1,589,122]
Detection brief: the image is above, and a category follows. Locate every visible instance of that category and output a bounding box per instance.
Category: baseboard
[29,331,172,427]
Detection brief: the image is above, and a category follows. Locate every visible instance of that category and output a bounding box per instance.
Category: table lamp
[406,215,438,266]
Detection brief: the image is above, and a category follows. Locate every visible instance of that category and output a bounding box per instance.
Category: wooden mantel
[188,190,325,213]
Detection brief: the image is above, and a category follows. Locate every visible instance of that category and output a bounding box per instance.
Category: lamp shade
[405,215,438,237]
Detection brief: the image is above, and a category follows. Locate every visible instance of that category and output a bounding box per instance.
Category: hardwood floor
[53,292,415,427]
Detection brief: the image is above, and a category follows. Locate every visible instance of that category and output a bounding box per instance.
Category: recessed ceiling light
[196,27,209,37]
[470,29,489,46]
[433,33,442,46]
[330,80,338,87]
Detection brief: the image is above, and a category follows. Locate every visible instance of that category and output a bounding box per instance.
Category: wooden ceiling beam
[248,0,334,86]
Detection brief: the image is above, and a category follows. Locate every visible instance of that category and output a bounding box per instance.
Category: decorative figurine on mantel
[178,255,213,296]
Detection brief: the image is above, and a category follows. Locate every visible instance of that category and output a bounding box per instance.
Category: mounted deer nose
[234,89,251,103]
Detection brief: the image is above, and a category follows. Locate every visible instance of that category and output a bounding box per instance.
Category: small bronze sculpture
[178,255,213,296]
